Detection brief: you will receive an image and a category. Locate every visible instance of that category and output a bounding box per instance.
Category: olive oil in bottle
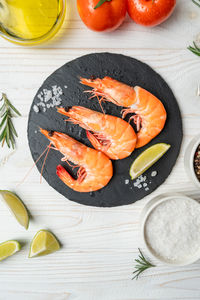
[0,0,63,41]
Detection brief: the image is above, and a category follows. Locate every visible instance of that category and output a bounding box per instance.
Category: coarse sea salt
[133,175,150,191]
[145,197,200,263]
[133,175,147,187]
[33,85,63,113]
[128,171,157,192]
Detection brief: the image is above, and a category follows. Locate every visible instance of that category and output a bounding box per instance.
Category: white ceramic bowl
[140,193,200,266]
[184,134,200,188]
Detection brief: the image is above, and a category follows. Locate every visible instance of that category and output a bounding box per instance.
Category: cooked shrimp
[40,129,113,193]
[58,106,137,160]
[80,77,167,148]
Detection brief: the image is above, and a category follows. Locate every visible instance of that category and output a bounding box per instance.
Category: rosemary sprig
[188,1,200,56]
[188,42,200,57]
[192,0,200,8]
[132,249,155,280]
[94,0,112,9]
[0,93,21,149]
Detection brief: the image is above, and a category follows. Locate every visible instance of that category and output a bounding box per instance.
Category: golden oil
[0,0,65,43]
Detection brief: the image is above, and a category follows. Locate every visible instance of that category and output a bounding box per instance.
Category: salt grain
[33,105,39,113]
[145,197,200,263]
[151,171,157,177]
[37,94,43,102]
[125,179,129,185]
[44,90,53,102]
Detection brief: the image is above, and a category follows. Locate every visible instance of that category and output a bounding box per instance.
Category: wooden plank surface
[0,0,200,299]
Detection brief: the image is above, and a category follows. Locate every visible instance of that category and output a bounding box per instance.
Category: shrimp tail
[56,165,76,188]
[56,165,87,188]
[56,164,104,193]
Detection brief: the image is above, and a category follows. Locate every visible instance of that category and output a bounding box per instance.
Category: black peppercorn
[64,106,72,112]
[90,75,95,80]
[48,130,54,137]
[194,144,200,182]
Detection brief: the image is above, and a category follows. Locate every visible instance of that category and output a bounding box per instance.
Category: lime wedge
[29,230,60,258]
[0,190,29,230]
[0,240,21,262]
[130,143,171,180]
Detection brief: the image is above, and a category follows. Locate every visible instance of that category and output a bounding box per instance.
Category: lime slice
[130,143,171,180]
[29,230,60,258]
[0,240,21,262]
[0,190,29,230]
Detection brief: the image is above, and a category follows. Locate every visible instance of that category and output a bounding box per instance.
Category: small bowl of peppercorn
[184,134,200,188]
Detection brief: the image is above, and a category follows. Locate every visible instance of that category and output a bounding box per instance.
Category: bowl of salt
[140,193,200,266]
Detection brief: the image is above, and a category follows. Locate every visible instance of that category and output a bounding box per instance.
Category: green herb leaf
[0,114,7,128]
[0,93,21,149]
[188,42,200,57]
[0,126,7,142]
[8,118,18,137]
[192,0,200,8]
[94,0,112,9]
[9,130,15,149]
[6,97,21,116]
[6,123,10,148]
[132,249,155,280]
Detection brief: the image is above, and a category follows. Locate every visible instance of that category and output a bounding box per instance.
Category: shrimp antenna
[85,90,106,114]
[17,143,55,186]
[96,94,105,114]
[40,143,52,184]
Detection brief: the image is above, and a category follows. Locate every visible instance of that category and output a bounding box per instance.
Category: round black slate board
[28,53,182,207]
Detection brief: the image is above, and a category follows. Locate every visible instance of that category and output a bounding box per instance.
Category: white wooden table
[0,0,200,299]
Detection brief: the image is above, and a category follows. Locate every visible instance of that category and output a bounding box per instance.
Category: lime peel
[29,230,60,258]
[0,240,21,262]
[0,190,29,229]
[130,143,171,180]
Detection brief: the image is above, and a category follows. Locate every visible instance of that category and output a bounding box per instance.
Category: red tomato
[77,0,127,32]
[127,0,176,27]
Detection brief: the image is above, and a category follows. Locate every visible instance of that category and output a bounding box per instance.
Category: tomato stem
[94,0,112,9]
